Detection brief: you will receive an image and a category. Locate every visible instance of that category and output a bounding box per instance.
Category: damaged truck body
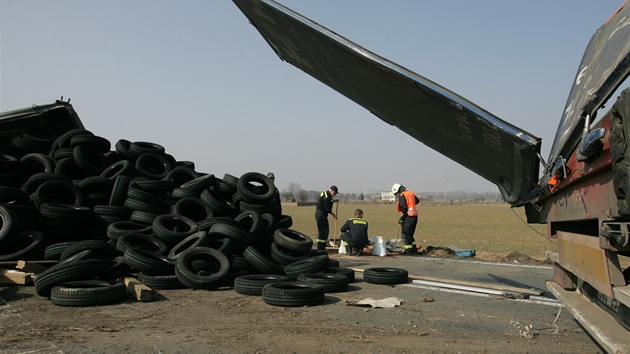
[233,0,630,351]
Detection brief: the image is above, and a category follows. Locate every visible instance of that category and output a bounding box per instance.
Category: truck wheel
[610,87,630,217]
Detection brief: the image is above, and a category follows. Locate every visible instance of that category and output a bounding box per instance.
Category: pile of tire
[0,127,354,307]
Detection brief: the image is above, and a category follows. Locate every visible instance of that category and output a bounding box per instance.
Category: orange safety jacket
[397,190,418,217]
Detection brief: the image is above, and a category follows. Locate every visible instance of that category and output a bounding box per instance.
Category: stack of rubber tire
[0,128,356,307]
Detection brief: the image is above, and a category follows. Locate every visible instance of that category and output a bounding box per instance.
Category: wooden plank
[0,268,33,285]
[124,277,157,302]
[349,267,542,296]
[16,260,52,274]
[0,260,58,267]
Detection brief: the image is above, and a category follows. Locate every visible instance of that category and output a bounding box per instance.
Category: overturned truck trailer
[233,0,630,351]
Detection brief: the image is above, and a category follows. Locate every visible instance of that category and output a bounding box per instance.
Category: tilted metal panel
[549,1,630,169]
[233,0,540,204]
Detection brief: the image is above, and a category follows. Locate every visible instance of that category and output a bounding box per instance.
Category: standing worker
[392,183,419,254]
[340,208,369,256]
[266,172,282,217]
[315,185,339,250]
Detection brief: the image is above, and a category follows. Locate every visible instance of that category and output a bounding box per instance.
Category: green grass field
[283,202,554,260]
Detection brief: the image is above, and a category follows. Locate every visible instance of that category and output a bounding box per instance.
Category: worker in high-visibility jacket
[392,183,419,254]
[340,208,369,256]
[315,185,339,250]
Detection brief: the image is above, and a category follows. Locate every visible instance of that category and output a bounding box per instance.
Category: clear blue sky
[1,1,625,195]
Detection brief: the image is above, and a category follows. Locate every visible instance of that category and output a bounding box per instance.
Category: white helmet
[392,183,403,194]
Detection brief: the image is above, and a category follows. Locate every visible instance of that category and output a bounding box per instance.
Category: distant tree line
[279,182,503,203]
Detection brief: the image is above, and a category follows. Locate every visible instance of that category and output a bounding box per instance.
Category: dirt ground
[0,251,603,354]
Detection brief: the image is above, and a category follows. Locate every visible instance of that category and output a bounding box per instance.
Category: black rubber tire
[276,215,293,229]
[175,247,230,290]
[107,220,152,241]
[129,210,159,226]
[34,259,108,297]
[127,187,168,208]
[44,241,77,260]
[115,139,137,161]
[234,274,290,296]
[39,203,93,222]
[179,174,216,194]
[283,255,330,279]
[122,248,175,275]
[0,186,29,205]
[165,167,200,188]
[200,189,238,217]
[173,197,213,222]
[116,233,168,255]
[0,230,47,261]
[208,223,252,248]
[124,198,169,215]
[108,174,130,206]
[130,141,165,156]
[135,153,171,179]
[260,213,278,238]
[168,231,211,260]
[234,210,263,241]
[323,267,356,283]
[20,152,56,177]
[70,134,111,152]
[270,242,309,266]
[50,280,127,307]
[222,173,239,188]
[152,214,198,245]
[60,240,120,261]
[0,205,18,245]
[363,267,409,285]
[273,228,313,254]
[101,160,135,180]
[242,246,284,275]
[33,179,83,209]
[73,145,107,175]
[236,172,274,203]
[261,282,325,307]
[297,273,349,293]
[197,217,241,232]
[137,272,185,290]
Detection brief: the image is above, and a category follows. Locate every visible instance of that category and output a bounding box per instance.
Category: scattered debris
[511,319,537,340]
[345,297,401,308]
[447,245,476,258]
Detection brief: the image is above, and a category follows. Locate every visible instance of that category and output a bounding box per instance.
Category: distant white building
[381,191,396,202]
[372,191,396,202]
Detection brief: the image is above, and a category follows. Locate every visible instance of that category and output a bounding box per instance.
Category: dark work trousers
[315,209,329,250]
[401,215,418,246]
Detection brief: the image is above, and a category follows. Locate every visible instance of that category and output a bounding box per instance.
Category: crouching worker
[340,209,369,256]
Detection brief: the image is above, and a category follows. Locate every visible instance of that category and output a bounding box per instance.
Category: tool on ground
[333,200,339,248]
